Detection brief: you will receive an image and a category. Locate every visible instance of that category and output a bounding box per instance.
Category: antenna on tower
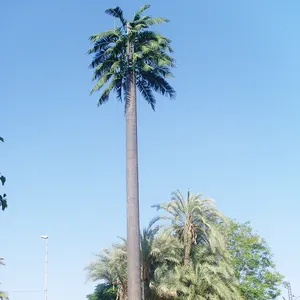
[283,282,298,300]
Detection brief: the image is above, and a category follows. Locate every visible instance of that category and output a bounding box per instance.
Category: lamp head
[40,235,48,239]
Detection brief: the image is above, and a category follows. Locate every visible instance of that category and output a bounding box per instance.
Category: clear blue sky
[1,0,299,299]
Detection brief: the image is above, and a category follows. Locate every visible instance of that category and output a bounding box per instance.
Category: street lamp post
[40,236,48,300]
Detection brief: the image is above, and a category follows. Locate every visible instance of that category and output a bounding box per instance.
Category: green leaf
[133,5,151,21]
[0,195,7,211]
[140,70,175,99]
[136,78,156,110]
[105,7,126,26]
[0,175,6,186]
[223,220,284,299]
[90,72,113,94]
[88,29,120,44]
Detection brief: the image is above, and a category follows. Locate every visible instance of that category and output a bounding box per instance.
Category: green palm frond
[91,60,114,80]
[105,7,127,26]
[167,249,241,299]
[88,5,175,111]
[90,72,113,95]
[138,16,170,27]
[85,240,127,284]
[136,78,156,110]
[133,5,151,21]
[97,77,118,106]
[140,70,175,99]
[88,29,120,45]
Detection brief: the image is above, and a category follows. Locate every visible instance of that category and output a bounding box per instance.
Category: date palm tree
[86,240,128,299]
[153,190,241,299]
[153,190,226,266]
[140,222,181,300]
[88,6,175,299]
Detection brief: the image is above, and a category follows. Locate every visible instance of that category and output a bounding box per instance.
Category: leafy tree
[86,284,117,300]
[0,137,7,211]
[88,5,175,299]
[225,220,284,299]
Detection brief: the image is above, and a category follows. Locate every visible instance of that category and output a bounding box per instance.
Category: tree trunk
[142,263,151,300]
[126,29,142,299]
[183,228,191,266]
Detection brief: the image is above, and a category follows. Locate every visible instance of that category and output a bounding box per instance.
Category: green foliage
[88,5,175,111]
[86,239,128,299]
[225,220,284,299]
[155,244,242,300]
[140,222,182,299]
[86,284,117,300]
[87,191,246,299]
[0,137,7,211]
[86,191,284,300]
[0,291,9,300]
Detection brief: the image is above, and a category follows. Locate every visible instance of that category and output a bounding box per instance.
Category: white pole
[45,238,48,300]
[40,236,48,300]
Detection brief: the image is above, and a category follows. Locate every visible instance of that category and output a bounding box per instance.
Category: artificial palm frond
[105,7,126,26]
[133,5,151,21]
[88,5,175,111]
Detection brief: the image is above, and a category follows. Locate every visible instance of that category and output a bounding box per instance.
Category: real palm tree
[153,190,225,266]
[140,222,181,300]
[88,6,175,299]
[86,240,128,299]
[152,191,241,299]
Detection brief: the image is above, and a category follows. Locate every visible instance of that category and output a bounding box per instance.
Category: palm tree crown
[88,5,175,110]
